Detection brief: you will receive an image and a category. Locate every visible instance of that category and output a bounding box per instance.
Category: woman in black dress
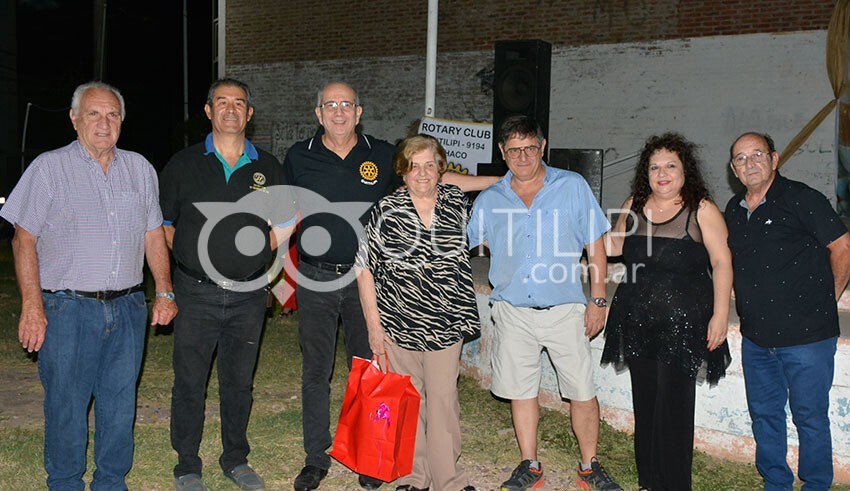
[602,133,732,491]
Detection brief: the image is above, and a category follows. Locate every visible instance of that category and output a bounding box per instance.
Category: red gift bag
[330,355,420,482]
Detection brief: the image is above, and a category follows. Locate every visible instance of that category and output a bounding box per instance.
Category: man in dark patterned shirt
[725,131,850,491]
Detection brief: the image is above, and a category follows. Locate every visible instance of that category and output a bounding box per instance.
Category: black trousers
[297,261,372,470]
[170,268,268,477]
[628,356,696,491]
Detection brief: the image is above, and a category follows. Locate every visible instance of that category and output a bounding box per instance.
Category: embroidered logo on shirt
[360,161,378,185]
[765,219,772,225]
[250,172,268,192]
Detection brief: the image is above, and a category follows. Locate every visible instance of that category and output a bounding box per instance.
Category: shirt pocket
[115,191,147,234]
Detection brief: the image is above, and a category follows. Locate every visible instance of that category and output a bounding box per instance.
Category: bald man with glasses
[725,131,850,491]
[284,82,498,491]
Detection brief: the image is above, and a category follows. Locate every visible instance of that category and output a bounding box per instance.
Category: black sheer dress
[601,207,731,385]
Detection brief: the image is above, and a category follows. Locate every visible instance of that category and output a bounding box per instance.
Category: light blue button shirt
[467,165,610,307]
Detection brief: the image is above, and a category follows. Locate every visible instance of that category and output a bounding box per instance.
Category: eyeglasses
[319,100,357,112]
[504,145,541,158]
[731,150,771,168]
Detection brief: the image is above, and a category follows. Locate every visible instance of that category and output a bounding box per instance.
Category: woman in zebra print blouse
[355,135,481,491]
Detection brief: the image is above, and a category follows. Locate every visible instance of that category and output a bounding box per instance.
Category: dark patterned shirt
[725,173,846,348]
[356,183,480,351]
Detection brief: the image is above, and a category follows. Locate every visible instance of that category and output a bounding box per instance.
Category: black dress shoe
[358,474,384,490]
[395,485,429,491]
[294,465,327,491]
[460,487,476,491]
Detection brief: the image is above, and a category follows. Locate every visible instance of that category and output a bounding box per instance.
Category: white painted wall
[231,30,838,213]
[549,31,837,211]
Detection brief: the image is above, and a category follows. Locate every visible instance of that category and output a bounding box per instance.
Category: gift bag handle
[372,353,392,373]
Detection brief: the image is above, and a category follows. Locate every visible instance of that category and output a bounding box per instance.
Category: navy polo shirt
[725,173,846,348]
[283,129,401,264]
[160,134,295,280]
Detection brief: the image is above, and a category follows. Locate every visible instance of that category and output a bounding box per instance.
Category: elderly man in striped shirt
[0,81,177,490]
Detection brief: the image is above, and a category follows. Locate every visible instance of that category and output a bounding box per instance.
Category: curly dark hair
[630,132,710,213]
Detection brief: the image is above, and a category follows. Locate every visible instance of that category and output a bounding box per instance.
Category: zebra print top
[356,183,480,351]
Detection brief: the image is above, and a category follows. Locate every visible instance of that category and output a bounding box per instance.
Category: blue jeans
[297,261,371,469]
[170,268,267,477]
[742,336,837,491]
[39,291,147,491]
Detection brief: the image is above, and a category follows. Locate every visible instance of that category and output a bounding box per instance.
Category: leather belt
[42,284,145,301]
[529,305,555,311]
[301,256,354,274]
[177,263,265,287]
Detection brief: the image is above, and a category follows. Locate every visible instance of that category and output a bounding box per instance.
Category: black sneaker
[358,474,383,490]
[500,460,544,491]
[293,466,327,491]
[576,457,622,490]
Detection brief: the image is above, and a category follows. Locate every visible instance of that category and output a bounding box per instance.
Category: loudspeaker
[493,40,552,167]
[549,148,604,204]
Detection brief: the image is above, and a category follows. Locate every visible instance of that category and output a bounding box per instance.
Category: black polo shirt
[160,136,295,281]
[725,173,846,348]
[283,129,401,264]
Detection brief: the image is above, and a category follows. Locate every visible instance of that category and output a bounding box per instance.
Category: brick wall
[227,0,834,64]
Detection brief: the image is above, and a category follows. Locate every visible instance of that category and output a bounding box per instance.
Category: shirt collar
[307,127,369,151]
[73,139,120,168]
[499,162,551,189]
[737,172,784,216]
[203,133,258,160]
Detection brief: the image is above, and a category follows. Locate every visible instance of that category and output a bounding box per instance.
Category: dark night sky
[17,0,214,170]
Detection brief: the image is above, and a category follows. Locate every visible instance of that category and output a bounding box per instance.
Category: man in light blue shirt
[467,115,621,491]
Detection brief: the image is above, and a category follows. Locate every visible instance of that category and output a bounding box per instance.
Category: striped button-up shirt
[1,140,162,291]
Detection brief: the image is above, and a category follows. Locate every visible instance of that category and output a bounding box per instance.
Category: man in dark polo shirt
[725,131,850,491]
[286,81,498,491]
[160,78,295,491]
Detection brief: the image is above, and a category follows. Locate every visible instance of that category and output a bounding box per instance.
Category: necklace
[647,196,678,213]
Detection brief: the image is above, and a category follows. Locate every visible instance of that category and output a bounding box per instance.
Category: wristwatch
[156,291,176,301]
[590,296,608,308]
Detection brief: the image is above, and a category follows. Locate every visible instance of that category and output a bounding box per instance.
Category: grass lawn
[0,240,843,490]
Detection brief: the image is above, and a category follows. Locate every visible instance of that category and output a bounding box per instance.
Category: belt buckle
[95,291,107,301]
[334,264,344,274]
[217,279,235,289]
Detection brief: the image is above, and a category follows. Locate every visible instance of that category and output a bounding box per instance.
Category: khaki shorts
[490,301,596,401]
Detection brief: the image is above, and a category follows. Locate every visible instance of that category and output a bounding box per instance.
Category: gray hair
[206,78,253,109]
[316,82,360,107]
[71,82,126,120]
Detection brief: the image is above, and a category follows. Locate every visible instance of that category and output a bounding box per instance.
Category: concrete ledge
[462,274,850,484]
